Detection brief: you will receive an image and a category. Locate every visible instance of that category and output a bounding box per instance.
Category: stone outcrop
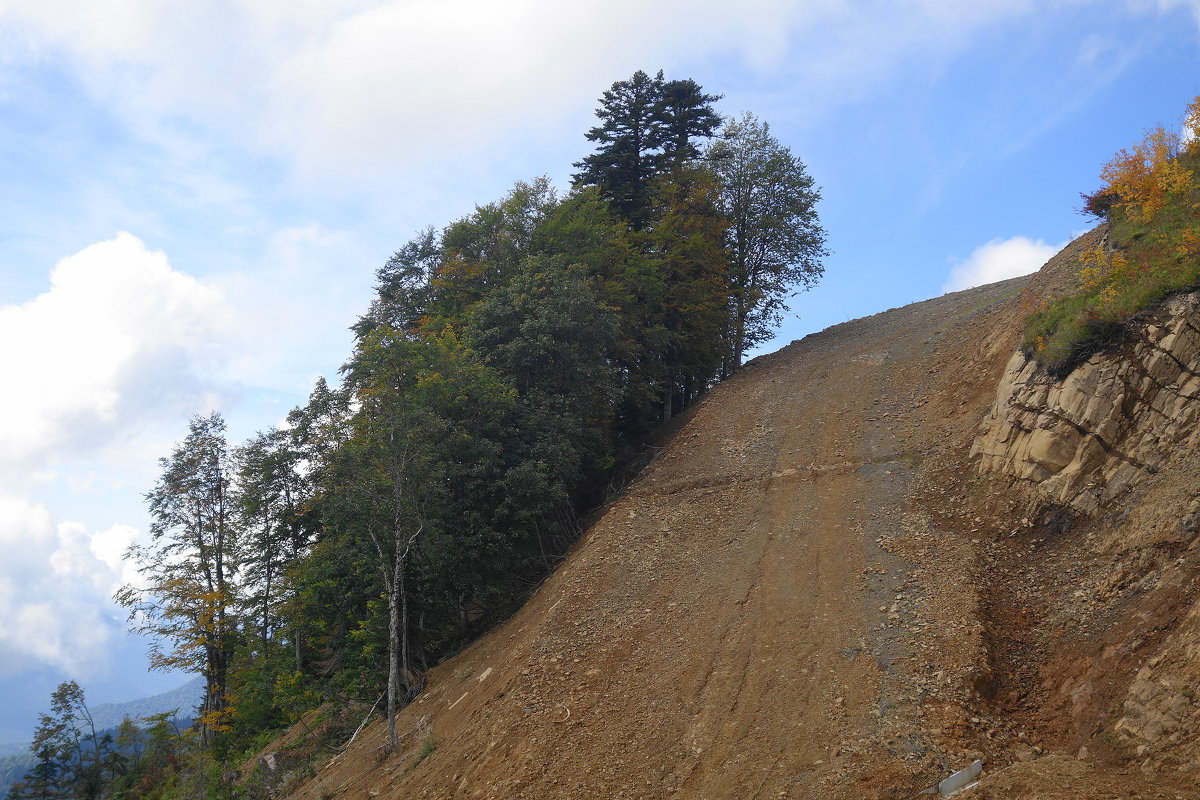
[972,292,1200,513]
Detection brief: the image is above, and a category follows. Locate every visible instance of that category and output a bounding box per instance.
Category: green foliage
[707,112,827,369]
[467,255,619,510]
[101,68,826,798]
[1023,118,1200,374]
[6,684,158,800]
[573,69,667,228]
[117,413,239,743]
[572,69,722,229]
[414,735,437,763]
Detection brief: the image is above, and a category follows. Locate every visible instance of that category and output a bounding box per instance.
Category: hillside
[271,228,1200,799]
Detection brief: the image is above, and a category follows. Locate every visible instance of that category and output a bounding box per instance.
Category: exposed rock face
[972,289,1200,783]
[972,292,1200,513]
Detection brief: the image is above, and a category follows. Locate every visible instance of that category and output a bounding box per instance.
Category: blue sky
[0,0,1197,741]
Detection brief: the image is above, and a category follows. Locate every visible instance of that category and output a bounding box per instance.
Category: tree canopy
[572,70,722,229]
[707,112,828,367]
[89,68,827,800]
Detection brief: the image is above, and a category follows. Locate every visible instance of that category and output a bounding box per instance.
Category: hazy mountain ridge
[0,677,203,795]
[87,675,204,732]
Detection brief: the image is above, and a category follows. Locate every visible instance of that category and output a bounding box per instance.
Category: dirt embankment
[277,230,1200,799]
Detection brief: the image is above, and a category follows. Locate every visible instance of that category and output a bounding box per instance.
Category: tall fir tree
[654,78,723,168]
[572,69,667,229]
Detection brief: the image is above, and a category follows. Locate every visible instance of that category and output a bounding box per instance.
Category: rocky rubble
[1115,594,1200,776]
[972,292,1200,513]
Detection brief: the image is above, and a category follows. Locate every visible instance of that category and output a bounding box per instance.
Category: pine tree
[573,71,722,229]
[654,78,723,169]
[572,69,667,229]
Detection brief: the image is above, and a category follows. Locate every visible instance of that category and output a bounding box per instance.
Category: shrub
[415,735,438,764]
[1023,96,1200,374]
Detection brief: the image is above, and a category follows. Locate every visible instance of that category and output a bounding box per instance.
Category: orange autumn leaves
[1023,95,1200,373]
[1093,96,1200,224]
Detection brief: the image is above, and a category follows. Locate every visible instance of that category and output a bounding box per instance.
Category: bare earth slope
[286,234,1199,799]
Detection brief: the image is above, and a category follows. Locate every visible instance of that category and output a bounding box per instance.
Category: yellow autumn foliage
[1098,124,1193,223]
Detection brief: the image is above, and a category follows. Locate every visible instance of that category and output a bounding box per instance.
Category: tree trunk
[733,313,746,370]
[386,578,400,748]
[400,548,412,697]
[661,375,674,424]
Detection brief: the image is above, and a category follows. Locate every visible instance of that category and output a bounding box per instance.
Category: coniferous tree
[654,78,723,168]
[573,70,722,229]
[572,69,667,229]
[5,751,61,800]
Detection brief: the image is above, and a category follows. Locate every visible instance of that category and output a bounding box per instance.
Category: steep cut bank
[279,230,1199,799]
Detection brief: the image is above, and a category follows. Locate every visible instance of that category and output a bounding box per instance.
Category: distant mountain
[88,675,204,731]
[0,742,26,758]
[0,753,34,794]
[0,676,203,795]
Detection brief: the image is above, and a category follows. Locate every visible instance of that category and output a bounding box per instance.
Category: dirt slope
[284,236,1199,799]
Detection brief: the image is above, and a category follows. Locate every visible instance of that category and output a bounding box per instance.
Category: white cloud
[0,232,229,466]
[2,0,1159,184]
[0,233,232,677]
[0,225,360,680]
[0,496,133,678]
[942,236,1064,293]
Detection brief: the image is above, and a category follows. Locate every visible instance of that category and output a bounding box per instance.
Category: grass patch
[1022,145,1200,376]
[414,734,438,764]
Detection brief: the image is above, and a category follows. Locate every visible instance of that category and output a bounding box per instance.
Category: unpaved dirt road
[288,256,1195,799]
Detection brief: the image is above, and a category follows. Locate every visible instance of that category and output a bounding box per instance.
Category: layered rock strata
[973,292,1200,512]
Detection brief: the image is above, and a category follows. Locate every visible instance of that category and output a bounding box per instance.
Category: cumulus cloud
[942,236,1064,293]
[0,233,230,676]
[0,232,229,466]
[0,496,133,678]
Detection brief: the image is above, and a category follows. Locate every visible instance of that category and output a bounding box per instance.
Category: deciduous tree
[1095,123,1194,223]
[341,330,515,746]
[708,113,827,370]
[8,682,105,800]
[117,412,238,743]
